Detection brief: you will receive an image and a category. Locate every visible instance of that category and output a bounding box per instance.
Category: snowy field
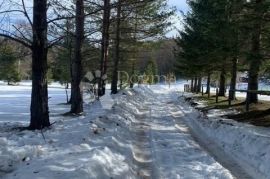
[0,81,70,123]
[0,81,269,178]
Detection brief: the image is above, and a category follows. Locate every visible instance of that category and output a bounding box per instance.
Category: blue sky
[168,0,189,13]
[167,0,189,37]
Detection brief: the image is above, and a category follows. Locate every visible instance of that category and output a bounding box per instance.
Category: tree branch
[21,0,33,27]
[0,32,32,49]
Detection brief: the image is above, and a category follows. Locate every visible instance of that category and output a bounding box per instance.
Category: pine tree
[176,0,246,97]
[70,0,85,114]
[0,44,21,85]
[144,58,158,84]
[244,0,270,103]
[110,0,175,93]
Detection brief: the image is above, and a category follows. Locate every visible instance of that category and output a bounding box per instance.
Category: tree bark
[68,21,73,105]
[130,61,135,88]
[191,78,194,92]
[247,0,263,104]
[111,0,121,94]
[29,0,50,130]
[70,0,84,114]
[229,57,237,100]
[206,73,211,96]
[197,77,202,93]
[65,83,69,104]
[99,0,111,97]
[194,77,198,93]
[218,69,226,96]
[247,59,260,103]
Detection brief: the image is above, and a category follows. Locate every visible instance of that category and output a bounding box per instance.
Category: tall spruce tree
[245,0,270,103]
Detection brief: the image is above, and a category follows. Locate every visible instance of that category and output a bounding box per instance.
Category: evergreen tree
[70,0,85,114]
[0,45,21,85]
[176,0,247,97]
[244,0,270,103]
[144,58,158,84]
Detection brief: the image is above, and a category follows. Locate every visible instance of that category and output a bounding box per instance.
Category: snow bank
[179,95,270,179]
[0,85,137,178]
[1,84,179,178]
[0,139,43,173]
[146,83,270,178]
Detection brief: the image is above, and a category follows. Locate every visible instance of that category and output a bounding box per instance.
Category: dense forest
[176,0,270,103]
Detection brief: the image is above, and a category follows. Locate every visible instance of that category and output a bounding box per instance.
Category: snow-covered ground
[0,81,71,123]
[206,82,270,101]
[0,81,269,178]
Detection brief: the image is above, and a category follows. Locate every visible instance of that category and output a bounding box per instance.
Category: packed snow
[0,81,269,178]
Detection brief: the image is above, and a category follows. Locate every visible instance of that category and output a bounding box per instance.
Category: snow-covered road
[131,87,235,179]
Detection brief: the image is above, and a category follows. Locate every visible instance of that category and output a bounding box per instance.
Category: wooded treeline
[176,0,270,103]
[0,0,175,129]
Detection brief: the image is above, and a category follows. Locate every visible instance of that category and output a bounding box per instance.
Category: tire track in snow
[130,108,155,179]
[144,88,236,179]
[129,87,245,178]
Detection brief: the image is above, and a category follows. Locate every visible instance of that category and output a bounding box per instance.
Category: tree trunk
[218,69,226,96]
[194,77,198,93]
[29,0,50,130]
[247,0,263,104]
[70,0,84,114]
[68,21,73,105]
[206,73,211,96]
[191,78,194,92]
[111,0,121,94]
[65,83,69,104]
[99,0,111,97]
[68,43,73,105]
[197,77,202,93]
[130,61,135,88]
[247,60,260,104]
[229,57,237,100]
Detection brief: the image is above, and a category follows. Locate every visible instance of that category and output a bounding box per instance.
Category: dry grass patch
[189,94,270,127]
